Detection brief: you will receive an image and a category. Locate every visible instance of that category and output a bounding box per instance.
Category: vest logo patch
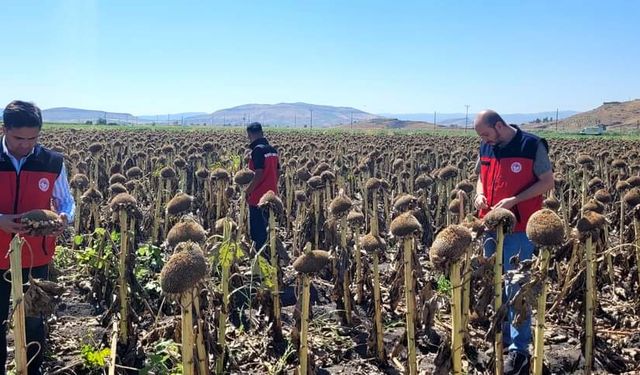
[38,178,50,192]
[510,162,522,173]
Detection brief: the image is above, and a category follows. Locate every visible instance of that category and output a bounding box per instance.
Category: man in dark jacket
[245,122,279,255]
[474,109,554,375]
[0,100,74,375]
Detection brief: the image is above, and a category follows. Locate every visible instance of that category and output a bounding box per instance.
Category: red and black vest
[478,127,548,232]
[0,143,63,269]
[248,138,279,206]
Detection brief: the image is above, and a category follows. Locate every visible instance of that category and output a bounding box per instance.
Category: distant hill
[42,107,136,123]
[36,104,606,129]
[183,102,381,127]
[39,103,381,127]
[530,99,640,131]
[381,111,579,126]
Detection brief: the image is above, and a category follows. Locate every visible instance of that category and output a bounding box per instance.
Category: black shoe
[504,350,530,375]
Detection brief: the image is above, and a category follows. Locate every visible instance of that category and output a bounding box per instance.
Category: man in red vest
[245,122,279,255]
[0,100,74,375]
[474,109,554,375]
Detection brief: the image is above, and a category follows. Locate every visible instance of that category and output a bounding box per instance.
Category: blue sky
[1,1,638,115]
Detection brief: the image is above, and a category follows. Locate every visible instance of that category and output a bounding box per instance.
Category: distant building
[580,124,606,135]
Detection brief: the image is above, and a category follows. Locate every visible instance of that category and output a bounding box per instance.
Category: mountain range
[181,103,378,127]
[33,102,609,129]
[42,107,135,123]
[40,103,379,127]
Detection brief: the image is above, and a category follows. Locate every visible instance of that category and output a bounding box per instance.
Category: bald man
[473,110,554,375]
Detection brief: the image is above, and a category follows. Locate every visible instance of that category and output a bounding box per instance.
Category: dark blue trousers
[249,205,268,256]
[483,231,534,354]
[0,264,49,375]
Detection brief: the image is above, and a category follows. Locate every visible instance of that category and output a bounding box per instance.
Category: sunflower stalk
[215,181,223,220]
[181,289,195,375]
[494,224,505,375]
[313,191,320,247]
[340,216,352,325]
[152,178,163,244]
[635,216,640,290]
[299,273,311,375]
[91,203,100,232]
[362,182,369,231]
[194,292,208,375]
[269,207,282,337]
[403,236,417,375]
[446,180,453,226]
[324,184,332,218]
[604,224,614,282]
[370,189,385,361]
[108,321,118,375]
[532,247,550,375]
[451,259,463,375]
[458,191,471,332]
[373,252,385,362]
[584,234,594,375]
[383,190,391,230]
[179,169,187,192]
[216,220,233,374]
[9,235,28,375]
[371,193,379,237]
[238,190,247,240]
[118,209,129,344]
[295,242,325,375]
[549,239,579,314]
[286,173,294,230]
[353,226,363,304]
[73,190,82,237]
[581,168,588,213]
[434,184,443,228]
[620,199,625,247]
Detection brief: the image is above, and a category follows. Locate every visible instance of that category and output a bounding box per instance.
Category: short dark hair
[3,100,43,129]
[485,111,506,128]
[246,122,263,134]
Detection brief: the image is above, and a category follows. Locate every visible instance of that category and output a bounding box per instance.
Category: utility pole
[294,114,297,127]
[555,108,559,132]
[465,105,470,132]
[167,114,170,125]
[310,109,313,130]
[433,111,436,131]
[350,112,353,130]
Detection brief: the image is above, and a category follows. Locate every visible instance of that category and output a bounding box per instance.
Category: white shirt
[1,136,75,221]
